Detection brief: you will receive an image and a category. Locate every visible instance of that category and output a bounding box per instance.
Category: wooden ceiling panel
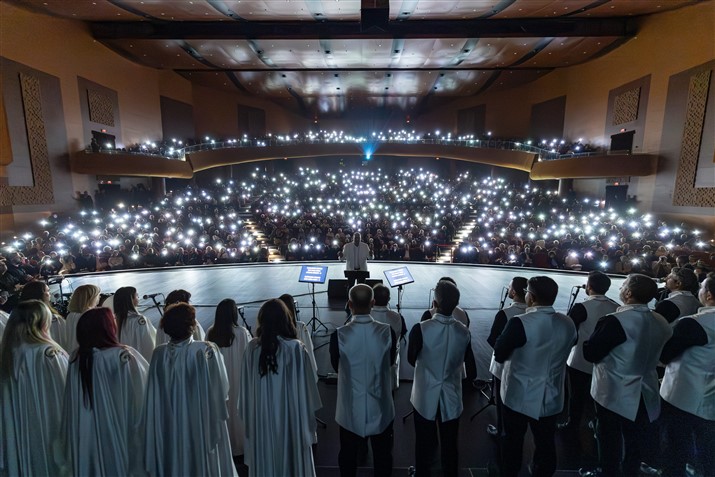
[17,0,143,20]
[186,41,263,68]
[103,39,213,69]
[11,0,700,22]
[570,0,699,17]
[127,0,225,21]
[486,69,552,92]
[462,38,542,68]
[529,37,623,68]
[222,0,362,20]
[492,1,595,19]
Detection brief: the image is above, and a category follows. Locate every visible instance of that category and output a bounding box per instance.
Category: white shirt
[343,241,371,271]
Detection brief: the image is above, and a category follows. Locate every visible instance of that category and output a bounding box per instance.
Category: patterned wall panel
[87,89,115,126]
[612,87,641,125]
[0,73,54,206]
[673,69,715,207]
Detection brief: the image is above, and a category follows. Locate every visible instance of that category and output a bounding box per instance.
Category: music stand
[299,265,328,333]
[383,266,414,315]
[344,270,370,288]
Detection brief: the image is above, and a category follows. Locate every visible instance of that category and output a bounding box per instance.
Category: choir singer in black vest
[330,284,397,477]
[494,276,577,477]
[408,280,477,477]
[583,274,672,477]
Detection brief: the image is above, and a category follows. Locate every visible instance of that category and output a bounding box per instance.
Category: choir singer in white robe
[206,298,252,458]
[64,284,101,352]
[18,280,68,351]
[0,300,68,476]
[144,302,237,477]
[239,299,322,477]
[61,307,149,476]
[154,289,206,345]
[114,286,157,362]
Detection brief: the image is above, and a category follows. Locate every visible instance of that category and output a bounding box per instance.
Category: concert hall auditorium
[1,1,714,476]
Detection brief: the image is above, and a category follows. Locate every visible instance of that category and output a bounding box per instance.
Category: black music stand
[299,265,329,334]
[344,270,370,289]
[470,378,496,421]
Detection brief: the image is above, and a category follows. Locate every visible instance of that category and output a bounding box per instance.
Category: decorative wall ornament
[673,69,715,207]
[0,72,54,206]
[612,87,641,125]
[87,89,115,126]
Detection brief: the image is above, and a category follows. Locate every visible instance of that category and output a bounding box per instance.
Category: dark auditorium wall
[192,84,308,139]
[529,96,566,142]
[160,96,195,142]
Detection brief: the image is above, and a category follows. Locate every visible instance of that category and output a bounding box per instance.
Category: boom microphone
[143,293,162,299]
[575,285,587,289]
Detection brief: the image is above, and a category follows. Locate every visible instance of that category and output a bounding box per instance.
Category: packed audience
[1,167,712,310]
[88,129,605,161]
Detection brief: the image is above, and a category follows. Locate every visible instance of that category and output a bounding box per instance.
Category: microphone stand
[470,286,509,421]
[147,295,164,318]
[237,306,252,337]
[567,286,582,314]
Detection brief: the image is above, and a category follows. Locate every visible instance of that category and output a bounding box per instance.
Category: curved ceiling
[9,0,702,117]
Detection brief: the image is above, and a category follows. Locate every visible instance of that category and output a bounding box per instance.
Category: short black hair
[434,280,460,315]
[625,273,659,303]
[587,271,611,295]
[373,284,390,306]
[527,276,559,306]
[511,277,528,299]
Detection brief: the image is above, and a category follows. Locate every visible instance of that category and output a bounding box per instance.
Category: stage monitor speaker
[327,278,384,299]
[328,279,349,299]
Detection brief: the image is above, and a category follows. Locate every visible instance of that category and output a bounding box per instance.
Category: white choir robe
[64,311,83,353]
[239,337,322,477]
[155,321,205,346]
[0,310,8,343]
[50,313,68,351]
[209,325,252,456]
[119,311,157,362]
[61,346,149,476]
[0,342,68,476]
[144,338,237,477]
[296,321,318,381]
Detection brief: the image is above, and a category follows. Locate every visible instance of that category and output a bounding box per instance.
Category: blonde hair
[67,284,101,313]
[0,300,61,379]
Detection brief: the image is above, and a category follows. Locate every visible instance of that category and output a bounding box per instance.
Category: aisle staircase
[238,211,284,261]
[435,211,478,264]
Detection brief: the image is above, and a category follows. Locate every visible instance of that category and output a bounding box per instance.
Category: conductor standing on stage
[342,232,372,288]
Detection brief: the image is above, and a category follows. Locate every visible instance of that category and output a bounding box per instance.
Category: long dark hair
[256,299,296,377]
[19,280,61,315]
[74,307,121,409]
[278,293,298,328]
[206,298,238,348]
[113,286,137,336]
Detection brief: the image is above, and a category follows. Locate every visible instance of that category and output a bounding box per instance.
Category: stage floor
[54,261,624,475]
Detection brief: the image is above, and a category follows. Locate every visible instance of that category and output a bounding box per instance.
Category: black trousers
[501,405,558,477]
[413,408,459,477]
[594,398,653,477]
[661,400,715,477]
[339,422,393,477]
[566,366,594,429]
